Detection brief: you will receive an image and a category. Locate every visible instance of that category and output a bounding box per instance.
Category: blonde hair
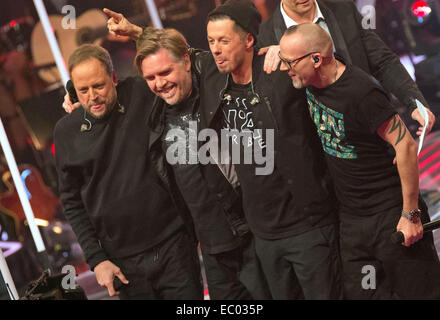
[135,27,189,74]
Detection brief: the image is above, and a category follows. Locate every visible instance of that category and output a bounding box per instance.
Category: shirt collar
[280,0,325,27]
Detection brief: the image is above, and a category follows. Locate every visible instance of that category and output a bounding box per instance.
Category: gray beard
[85,103,115,120]
[292,78,304,89]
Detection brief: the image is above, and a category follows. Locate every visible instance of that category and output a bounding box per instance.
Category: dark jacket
[54,77,194,270]
[258,0,428,112]
[197,51,336,236]
[147,60,248,255]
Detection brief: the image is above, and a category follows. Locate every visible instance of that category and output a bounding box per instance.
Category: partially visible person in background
[258,0,435,135]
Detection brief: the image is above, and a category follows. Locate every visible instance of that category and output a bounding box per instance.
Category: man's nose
[89,88,98,100]
[279,61,288,72]
[212,42,221,54]
[156,77,167,90]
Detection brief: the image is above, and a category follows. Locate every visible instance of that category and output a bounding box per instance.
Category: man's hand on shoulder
[62,93,81,114]
[258,45,281,74]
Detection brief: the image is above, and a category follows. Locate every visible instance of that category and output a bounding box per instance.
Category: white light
[52,226,63,234]
[0,247,19,299]
[32,0,70,85]
[399,55,416,81]
[36,218,50,227]
[431,210,440,221]
[0,118,46,253]
[414,7,432,16]
[0,241,22,257]
[144,0,163,29]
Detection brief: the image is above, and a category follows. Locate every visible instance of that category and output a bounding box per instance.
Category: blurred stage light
[402,0,440,57]
[412,0,432,21]
[405,0,440,34]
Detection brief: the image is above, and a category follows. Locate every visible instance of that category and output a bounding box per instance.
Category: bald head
[279,23,342,89]
[283,23,333,57]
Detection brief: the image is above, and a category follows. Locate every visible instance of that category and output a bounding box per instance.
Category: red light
[412,1,432,18]
[51,143,55,156]
[9,20,17,28]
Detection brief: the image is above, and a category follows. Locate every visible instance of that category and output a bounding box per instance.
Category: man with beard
[196,0,342,299]
[278,23,440,299]
[258,0,435,135]
[133,27,272,299]
[63,3,341,299]
[62,20,272,299]
[54,44,203,299]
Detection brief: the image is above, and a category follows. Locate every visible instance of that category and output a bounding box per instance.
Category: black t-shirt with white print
[162,94,206,218]
[161,93,241,254]
[220,79,308,239]
[307,64,403,215]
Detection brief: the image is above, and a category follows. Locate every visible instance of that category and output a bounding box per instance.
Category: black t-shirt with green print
[307,64,403,215]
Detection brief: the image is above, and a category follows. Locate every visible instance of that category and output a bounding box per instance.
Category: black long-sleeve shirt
[54,77,184,270]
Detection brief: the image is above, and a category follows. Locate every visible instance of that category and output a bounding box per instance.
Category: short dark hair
[206,0,261,45]
[207,14,249,41]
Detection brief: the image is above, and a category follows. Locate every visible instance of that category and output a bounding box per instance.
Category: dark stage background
[0,0,439,300]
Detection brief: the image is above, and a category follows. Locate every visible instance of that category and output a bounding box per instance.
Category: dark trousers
[202,234,273,300]
[254,223,343,300]
[340,205,440,300]
[113,229,203,300]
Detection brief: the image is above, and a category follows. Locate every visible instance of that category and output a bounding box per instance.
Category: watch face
[410,211,420,223]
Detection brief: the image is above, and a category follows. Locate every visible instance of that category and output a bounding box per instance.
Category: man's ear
[312,53,323,68]
[112,70,118,85]
[245,33,255,49]
[183,53,191,71]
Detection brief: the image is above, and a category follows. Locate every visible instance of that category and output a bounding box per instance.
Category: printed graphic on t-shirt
[306,89,357,159]
[222,96,266,149]
[164,112,200,161]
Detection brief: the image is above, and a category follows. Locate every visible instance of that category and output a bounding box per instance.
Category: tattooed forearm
[388,115,406,146]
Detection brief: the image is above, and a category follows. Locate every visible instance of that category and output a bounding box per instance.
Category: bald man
[279,23,440,299]
[258,0,435,136]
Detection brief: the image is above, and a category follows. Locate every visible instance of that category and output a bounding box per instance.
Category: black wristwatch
[401,209,421,223]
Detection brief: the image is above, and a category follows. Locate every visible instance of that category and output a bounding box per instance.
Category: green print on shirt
[306,90,358,159]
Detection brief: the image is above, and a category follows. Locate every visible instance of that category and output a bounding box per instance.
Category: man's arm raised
[103,8,143,41]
